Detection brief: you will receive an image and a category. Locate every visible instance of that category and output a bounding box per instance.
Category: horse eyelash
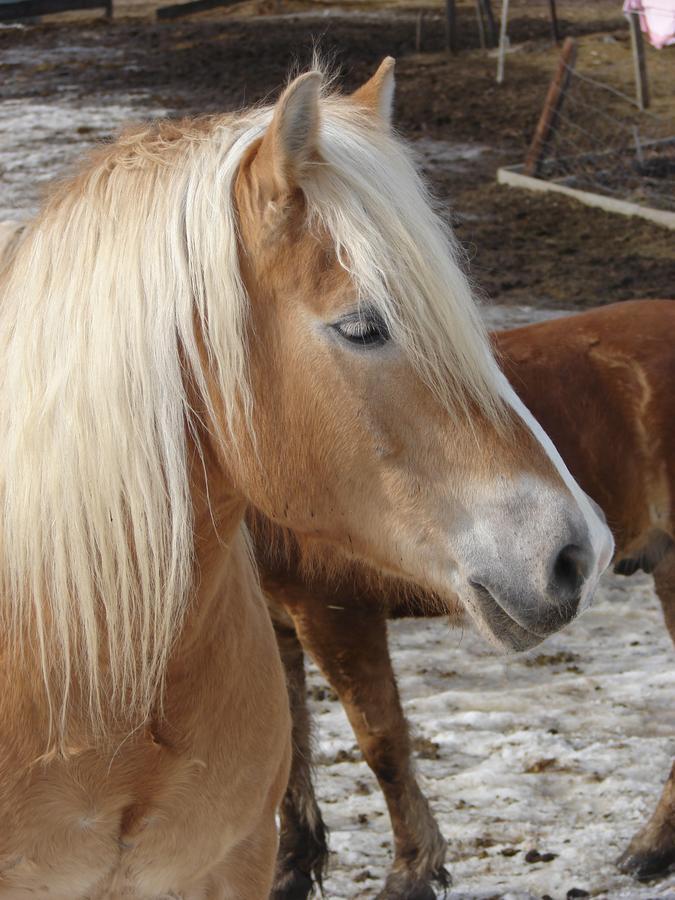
[334,310,390,344]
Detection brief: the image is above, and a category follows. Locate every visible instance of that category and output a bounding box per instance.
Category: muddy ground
[1,0,673,308]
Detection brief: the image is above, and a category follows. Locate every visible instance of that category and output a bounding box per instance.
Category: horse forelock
[303,97,506,425]
[0,78,504,736]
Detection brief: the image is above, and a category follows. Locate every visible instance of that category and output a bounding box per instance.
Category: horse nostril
[550,543,589,608]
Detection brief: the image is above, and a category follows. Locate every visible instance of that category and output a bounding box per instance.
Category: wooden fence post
[524,36,577,177]
[445,0,457,54]
[475,0,486,49]
[548,0,560,44]
[415,11,423,52]
[480,0,497,46]
[496,0,509,83]
[627,11,650,110]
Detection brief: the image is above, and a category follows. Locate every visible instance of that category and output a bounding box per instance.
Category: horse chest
[1,581,289,899]
[1,733,244,899]
[1,658,283,898]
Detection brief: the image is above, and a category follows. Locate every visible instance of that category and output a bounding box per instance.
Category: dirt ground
[1,0,673,308]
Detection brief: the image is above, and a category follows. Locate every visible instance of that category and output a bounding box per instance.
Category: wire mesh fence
[536,56,675,213]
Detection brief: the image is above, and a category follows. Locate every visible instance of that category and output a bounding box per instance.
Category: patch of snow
[0,42,123,67]
[0,97,166,220]
[481,304,573,330]
[415,138,489,173]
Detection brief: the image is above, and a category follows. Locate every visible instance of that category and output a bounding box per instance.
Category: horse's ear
[254,70,322,199]
[351,57,396,127]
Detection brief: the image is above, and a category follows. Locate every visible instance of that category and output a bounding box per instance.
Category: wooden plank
[157,0,239,17]
[0,0,108,18]
[498,164,675,230]
[524,36,576,176]
[445,0,457,54]
[548,0,560,44]
[627,11,650,110]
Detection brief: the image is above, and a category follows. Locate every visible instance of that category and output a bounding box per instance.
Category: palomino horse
[0,60,612,898]
[255,299,675,899]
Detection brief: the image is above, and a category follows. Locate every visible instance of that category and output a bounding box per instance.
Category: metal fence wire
[538,59,675,213]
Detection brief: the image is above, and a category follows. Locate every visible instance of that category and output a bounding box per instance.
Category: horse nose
[548,541,592,611]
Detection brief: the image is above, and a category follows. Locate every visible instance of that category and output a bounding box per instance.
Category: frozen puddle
[0,97,166,220]
[311,572,675,898]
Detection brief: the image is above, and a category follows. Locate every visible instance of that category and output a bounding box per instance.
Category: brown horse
[0,61,612,898]
[255,299,675,899]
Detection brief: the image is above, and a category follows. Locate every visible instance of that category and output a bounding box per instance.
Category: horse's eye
[332,310,390,348]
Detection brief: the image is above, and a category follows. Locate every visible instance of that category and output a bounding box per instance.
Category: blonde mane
[0,79,503,733]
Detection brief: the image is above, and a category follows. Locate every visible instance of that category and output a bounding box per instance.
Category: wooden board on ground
[156,0,240,17]
[497,163,675,230]
[0,0,110,18]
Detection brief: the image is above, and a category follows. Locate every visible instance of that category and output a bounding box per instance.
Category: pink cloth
[624,0,675,48]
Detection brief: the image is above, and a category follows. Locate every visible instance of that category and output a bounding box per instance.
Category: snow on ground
[311,572,675,899]
[2,88,674,900]
[0,96,166,221]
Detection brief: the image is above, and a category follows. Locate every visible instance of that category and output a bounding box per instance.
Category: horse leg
[618,548,675,881]
[291,599,449,900]
[271,615,329,900]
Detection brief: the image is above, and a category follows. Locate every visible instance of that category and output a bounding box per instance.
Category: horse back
[495,299,675,568]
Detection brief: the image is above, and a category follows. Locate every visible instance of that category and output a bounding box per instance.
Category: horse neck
[149,440,271,746]
[175,427,248,648]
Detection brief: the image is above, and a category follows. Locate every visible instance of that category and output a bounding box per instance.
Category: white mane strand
[0,118,260,731]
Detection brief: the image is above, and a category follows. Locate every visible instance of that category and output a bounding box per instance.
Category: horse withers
[257,299,675,899]
[0,60,611,898]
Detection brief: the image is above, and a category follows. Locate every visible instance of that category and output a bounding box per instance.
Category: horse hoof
[270,868,314,900]
[617,844,675,882]
[375,886,437,900]
[376,866,451,900]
